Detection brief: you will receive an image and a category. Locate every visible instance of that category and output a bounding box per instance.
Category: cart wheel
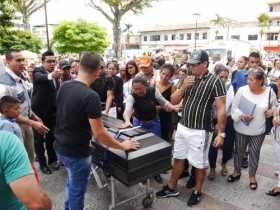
[142,195,153,209]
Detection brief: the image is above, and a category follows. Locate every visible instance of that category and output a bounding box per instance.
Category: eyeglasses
[46,60,56,64]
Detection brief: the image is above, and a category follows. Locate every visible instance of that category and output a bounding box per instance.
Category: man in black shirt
[90,62,114,114]
[54,52,140,210]
[156,50,226,206]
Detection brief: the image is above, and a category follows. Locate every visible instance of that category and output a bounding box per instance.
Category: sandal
[227,174,241,183]
[266,188,280,196]
[221,167,228,176]
[249,182,258,190]
[208,170,216,181]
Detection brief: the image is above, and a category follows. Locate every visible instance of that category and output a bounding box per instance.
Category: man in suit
[32,50,61,174]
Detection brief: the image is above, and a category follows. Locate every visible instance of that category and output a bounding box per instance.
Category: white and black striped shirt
[181,71,226,131]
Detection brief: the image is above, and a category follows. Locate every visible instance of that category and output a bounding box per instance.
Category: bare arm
[10,175,52,210]
[104,90,114,114]
[213,96,227,148]
[89,117,139,150]
[215,96,227,134]
[16,115,49,135]
[171,76,194,105]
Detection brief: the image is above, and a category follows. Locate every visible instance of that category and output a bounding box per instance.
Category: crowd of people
[0,47,280,210]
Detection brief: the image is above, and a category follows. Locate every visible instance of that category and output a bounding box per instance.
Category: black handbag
[265,88,273,135]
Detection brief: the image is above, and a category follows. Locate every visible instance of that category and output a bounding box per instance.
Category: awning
[264,45,280,52]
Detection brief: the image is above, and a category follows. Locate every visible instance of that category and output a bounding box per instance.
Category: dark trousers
[116,104,124,120]
[208,116,235,169]
[34,119,57,168]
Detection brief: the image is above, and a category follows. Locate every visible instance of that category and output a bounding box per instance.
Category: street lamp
[193,13,200,50]
[44,0,50,50]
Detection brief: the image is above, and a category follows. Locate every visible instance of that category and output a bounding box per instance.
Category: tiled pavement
[42,136,280,210]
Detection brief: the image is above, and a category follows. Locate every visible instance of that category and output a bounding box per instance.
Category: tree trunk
[22,15,30,30]
[112,18,122,59]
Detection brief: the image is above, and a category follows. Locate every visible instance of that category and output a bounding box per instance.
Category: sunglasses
[46,60,57,64]
[15,58,25,62]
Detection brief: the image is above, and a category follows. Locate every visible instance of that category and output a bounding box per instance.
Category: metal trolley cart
[91,115,172,210]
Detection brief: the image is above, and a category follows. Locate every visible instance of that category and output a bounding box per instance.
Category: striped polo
[181,71,226,131]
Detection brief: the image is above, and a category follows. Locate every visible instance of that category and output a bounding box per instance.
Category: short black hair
[240,56,249,62]
[0,96,20,113]
[79,52,101,73]
[249,51,260,59]
[5,49,22,61]
[42,50,55,62]
[132,75,149,88]
[161,63,175,74]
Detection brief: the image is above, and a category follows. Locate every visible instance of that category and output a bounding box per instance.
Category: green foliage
[257,13,271,29]
[211,14,226,28]
[52,19,109,54]
[0,30,42,54]
[12,0,51,29]
[0,0,15,30]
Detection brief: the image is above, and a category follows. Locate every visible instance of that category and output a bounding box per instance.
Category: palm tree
[211,14,234,40]
[257,13,272,51]
[13,0,51,30]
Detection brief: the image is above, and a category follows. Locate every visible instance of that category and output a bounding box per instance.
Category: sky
[31,0,269,35]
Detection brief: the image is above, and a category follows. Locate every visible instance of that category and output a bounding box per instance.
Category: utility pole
[193,13,200,50]
[44,0,50,50]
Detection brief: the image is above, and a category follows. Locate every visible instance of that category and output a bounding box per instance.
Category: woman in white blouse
[229,67,276,190]
[123,60,139,103]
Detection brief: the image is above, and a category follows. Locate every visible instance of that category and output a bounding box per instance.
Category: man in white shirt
[0,49,49,164]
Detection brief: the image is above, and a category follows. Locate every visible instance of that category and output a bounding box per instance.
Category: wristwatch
[218,132,226,138]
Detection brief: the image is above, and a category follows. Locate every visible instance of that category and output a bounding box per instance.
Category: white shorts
[173,123,213,169]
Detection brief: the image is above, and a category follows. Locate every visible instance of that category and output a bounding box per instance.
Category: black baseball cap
[59,60,71,70]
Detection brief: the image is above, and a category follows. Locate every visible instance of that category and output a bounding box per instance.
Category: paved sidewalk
[41,136,280,210]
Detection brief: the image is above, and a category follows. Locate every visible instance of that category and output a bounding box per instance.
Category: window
[215,35,223,40]
[150,35,161,41]
[195,33,199,40]
[179,34,184,40]
[171,34,176,40]
[187,33,192,40]
[231,35,240,40]
[269,6,273,12]
[164,35,168,41]
[277,20,280,26]
[267,33,278,41]
[202,32,207,40]
[248,34,258,40]
[143,36,147,42]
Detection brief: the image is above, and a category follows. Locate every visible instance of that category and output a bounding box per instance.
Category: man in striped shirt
[156,50,227,206]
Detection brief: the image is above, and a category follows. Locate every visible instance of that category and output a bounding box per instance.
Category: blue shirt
[232,69,248,94]
[0,116,23,141]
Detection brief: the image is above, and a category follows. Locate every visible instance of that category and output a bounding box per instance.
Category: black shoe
[186,175,196,189]
[156,185,180,198]
[227,174,241,183]
[154,175,163,184]
[49,161,60,171]
[179,171,190,179]
[40,166,52,175]
[242,158,248,169]
[187,191,202,207]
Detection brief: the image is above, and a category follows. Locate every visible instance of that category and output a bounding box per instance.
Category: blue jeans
[57,153,92,210]
[133,116,161,136]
